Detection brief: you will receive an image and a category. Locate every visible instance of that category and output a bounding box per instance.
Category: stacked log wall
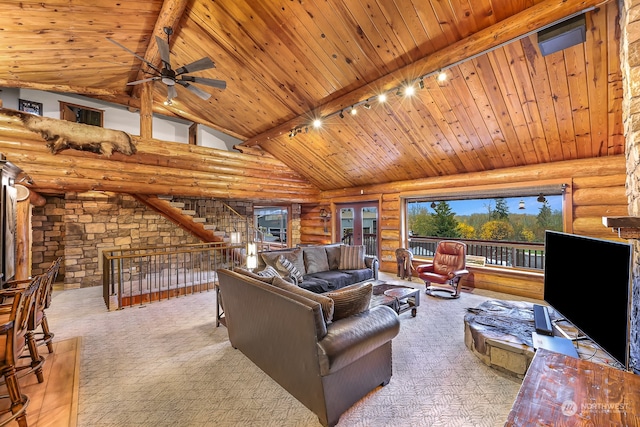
[0,109,320,203]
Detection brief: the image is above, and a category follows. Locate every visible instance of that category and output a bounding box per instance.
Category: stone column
[621,0,640,373]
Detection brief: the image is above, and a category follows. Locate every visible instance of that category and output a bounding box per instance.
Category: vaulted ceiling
[0,0,623,192]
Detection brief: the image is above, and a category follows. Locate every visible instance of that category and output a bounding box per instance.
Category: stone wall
[30,193,297,289]
[621,0,640,373]
[31,196,65,280]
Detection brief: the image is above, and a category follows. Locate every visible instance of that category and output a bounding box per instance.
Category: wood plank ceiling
[0,0,623,192]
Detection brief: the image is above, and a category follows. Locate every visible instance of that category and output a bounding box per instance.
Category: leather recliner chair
[416,240,469,299]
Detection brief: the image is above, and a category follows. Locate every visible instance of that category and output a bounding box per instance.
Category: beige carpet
[47,272,531,426]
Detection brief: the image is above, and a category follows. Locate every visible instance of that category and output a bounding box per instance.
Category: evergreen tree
[492,198,510,220]
[537,201,552,228]
[430,201,460,237]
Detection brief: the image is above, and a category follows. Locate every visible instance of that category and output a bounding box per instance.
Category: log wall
[303,155,627,299]
[0,109,319,203]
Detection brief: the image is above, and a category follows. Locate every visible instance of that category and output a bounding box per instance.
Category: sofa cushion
[298,276,331,293]
[277,255,304,283]
[325,282,373,321]
[325,245,342,270]
[303,246,330,274]
[344,268,374,283]
[270,276,334,323]
[261,248,306,276]
[339,245,366,270]
[305,270,356,291]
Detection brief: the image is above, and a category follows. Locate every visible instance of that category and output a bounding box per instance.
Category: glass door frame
[334,201,379,258]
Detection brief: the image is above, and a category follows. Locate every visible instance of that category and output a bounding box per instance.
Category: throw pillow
[325,245,341,270]
[235,267,277,284]
[261,248,306,276]
[339,245,366,270]
[255,265,281,279]
[325,282,373,321]
[303,246,330,274]
[277,255,304,283]
[271,276,334,323]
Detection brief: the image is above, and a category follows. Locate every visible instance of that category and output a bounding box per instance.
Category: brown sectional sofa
[217,268,400,427]
[257,244,379,293]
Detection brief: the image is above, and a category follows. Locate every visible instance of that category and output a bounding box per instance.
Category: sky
[415,195,563,217]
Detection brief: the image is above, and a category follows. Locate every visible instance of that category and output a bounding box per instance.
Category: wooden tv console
[506,348,640,426]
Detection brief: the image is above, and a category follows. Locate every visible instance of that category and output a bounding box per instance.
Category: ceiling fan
[107,27,226,103]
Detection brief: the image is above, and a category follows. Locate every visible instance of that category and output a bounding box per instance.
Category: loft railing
[102,242,242,310]
[408,237,545,270]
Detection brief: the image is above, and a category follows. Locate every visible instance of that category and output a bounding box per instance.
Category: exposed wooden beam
[131,0,189,99]
[0,79,119,97]
[140,82,153,139]
[242,0,609,147]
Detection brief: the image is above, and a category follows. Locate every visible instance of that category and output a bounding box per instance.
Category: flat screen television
[544,230,632,369]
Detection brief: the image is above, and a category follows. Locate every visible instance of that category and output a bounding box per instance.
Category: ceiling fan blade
[155,35,171,67]
[126,76,160,86]
[175,57,215,75]
[167,85,178,101]
[107,37,161,74]
[178,81,211,100]
[180,75,226,90]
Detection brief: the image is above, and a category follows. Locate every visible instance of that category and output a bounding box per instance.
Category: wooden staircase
[131,195,263,263]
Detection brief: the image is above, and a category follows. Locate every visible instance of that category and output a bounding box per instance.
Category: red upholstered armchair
[416,240,469,299]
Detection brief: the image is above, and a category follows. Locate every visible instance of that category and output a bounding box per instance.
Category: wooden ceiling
[0,0,623,193]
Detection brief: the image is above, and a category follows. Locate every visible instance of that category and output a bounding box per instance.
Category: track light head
[339,110,344,119]
[364,102,371,109]
[419,79,425,89]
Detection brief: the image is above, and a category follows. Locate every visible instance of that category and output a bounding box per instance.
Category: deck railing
[408,237,545,270]
[102,242,242,310]
[341,233,378,256]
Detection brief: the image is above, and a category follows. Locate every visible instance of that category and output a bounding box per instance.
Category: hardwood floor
[0,337,80,426]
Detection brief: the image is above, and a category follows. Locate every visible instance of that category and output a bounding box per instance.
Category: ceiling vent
[537,14,586,56]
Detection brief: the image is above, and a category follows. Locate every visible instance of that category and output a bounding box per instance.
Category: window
[60,101,103,127]
[254,207,288,245]
[404,185,565,270]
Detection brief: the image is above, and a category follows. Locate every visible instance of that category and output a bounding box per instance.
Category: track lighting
[437,71,447,82]
[396,88,402,96]
[419,79,425,89]
[405,85,415,96]
[378,93,387,103]
[313,119,322,128]
[364,102,371,109]
[350,107,357,115]
[339,110,344,119]
[289,129,295,137]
